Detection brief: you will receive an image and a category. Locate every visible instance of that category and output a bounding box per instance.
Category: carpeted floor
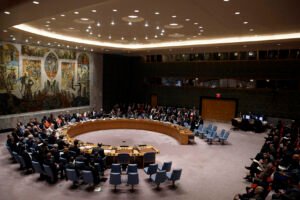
[0,122,266,200]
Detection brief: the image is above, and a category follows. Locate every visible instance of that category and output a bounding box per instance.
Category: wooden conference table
[57,118,193,166]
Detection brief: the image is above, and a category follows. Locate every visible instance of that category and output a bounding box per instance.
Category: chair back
[75,161,85,170]
[198,124,203,131]
[170,169,182,181]
[223,131,230,140]
[161,161,172,172]
[111,163,121,173]
[66,168,79,182]
[127,164,138,174]
[154,170,167,184]
[82,170,94,184]
[32,161,45,174]
[117,153,130,164]
[183,122,189,128]
[143,152,156,166]
[43,164,54,180]
[219,129,226,138]
[127,172,139,185]
[206,124,212,130]
[109,173,121,185]
[148,163,158,174]
[212,125,217,132]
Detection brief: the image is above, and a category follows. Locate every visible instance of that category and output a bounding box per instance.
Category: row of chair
[193,124,230,144]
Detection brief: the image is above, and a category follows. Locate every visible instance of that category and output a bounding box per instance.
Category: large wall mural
[0,42,91,115]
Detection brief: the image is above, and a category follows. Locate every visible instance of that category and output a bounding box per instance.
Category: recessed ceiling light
[74,11,79,15]
[48,42,51,45]
[243,21,248,24]
[224,0,230,2]
[10,34,14,37]
[200,29,204,32]
[128,22,132,26]
[46,21,51,24]
[51,17,56,20]
[266,79,270,82]
[193,22,198,25]
[160,33,164,36]
[89,32,93,35]
[85,29,89,32]
[80,18,89,21]
[91,49,93,52]
[249,28,254,31]
[60,14,65,17]
[97,34,101,37]
[145,36,148,40]
[4,11,10,15]
[67,45,70,48]
[91,10,97,13]
[25,39,29,42]
[156,26,160,30]
[121,37,124,40]
[161,29,165,33]
[235,11,240,15]
[58,44,61,47]
[198,26,203,29]
[250,79,254,82]
[111,21,115,25]
[12,37,16,41]
[112,9,118,12]
[75,46,78,49]
[32,1,39,5]
[108,35,112,39]
[172,15,177,18]
[154,12,160,15]
[97,22,101,27]
[45,24,49,27]
[198,33,202,35]
[3,29,7,32]
[133,37,136,40]
[169,23,178,26]
[144,22,149,27]
[88,25,92,29]
[128,15,138,19]
[134,10,139,13]
[37,41,40,44]
[154,35,158,38]
[68,27,74,30]
[185,18,190,21]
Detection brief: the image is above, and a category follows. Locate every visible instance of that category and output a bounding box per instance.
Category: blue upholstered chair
[127,172,139,190]
[193,124,203,136]
[143,152,156,167]
[109,173,122,191]
[217,129,226,139]
[82,170,94,185]
[32,161,46,178]
[43,164,55,183]
[166,168,182,187]
[66,168,79,185]
[117,153,130,165]
[127,164,138,174]
[158,161,172,172]
[144,163,158,179]
[150,170,167,189]
[206,130,218,144]
[219,131,230,144]
[111,163,122,173]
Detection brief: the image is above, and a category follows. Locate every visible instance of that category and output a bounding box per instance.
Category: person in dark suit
[83,160,100,185]
[43,152,58,182]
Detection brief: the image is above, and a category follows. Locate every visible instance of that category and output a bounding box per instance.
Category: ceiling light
[121,37,124,40]
[58,44,61,47]
[224,0,230,2]
[162,29,165,33]
[156,26,160,30]
[249,28,254,32]
[112,9,118,12]
[37,41,40,44]
[48,42,51,45]
[200,29,204,32]
[97,22,101,27]
[91,10,97,13]
[154,35,158,38]
[60,14,65,17]
[160,33,164,36]
[134,10,139,13]
[91,49,93,52]
[75,46,78,49]
[169,23,178,26]
[266,79,270,82]
[74,11,79,15]
[10,34,14,37]
[243,21,248,24]
[97,34,101,37]
[46,21,51,24]
[133,37,136,40]
[25,39,29,43]
[128,22,132,25]
[172,15,177,18]
[185,18,190,21]
[235,11,240,15]
[32,1,39,5]
[85,29,89,32]
[3,30,7,32]
[51,17,56,20]
[12,37,16,41]
[47,28,51,31]
[68,27,74,30]
[111,21,115,25]
[194,22,198,25]
[108,35,112,39]
[89,32,93,35]
[154,12,160,15]
[87,25,92,29]
[4,11,10,15]
[250,79,254,82]
[67,45,69,48]
[128,15,138,18]
[198,26,203,29]
[81,18,89,21]
[198,33,202,35]
[45,24,49,27]
[145,36,148,40]
[144,22,149,27]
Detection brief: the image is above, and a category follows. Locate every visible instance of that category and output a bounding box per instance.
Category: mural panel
[44,52,58,80]
[22,45,49,57]
[61,62,75,90]
[0,43,91,115]
[0,44,19,93]
[22,59,41,98]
